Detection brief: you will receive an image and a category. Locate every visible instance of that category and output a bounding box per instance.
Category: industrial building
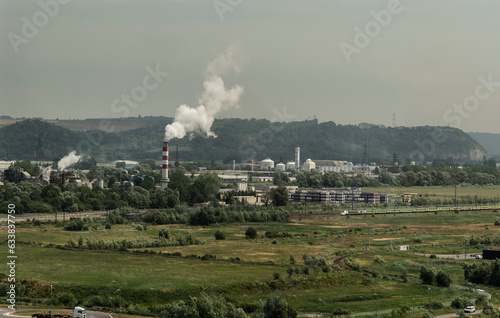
[315,160,354,173]
[290,188,390,204]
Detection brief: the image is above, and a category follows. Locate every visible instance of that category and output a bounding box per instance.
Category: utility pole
[428,287,431,312]
[50,285,53,316]
[36,129,44,162]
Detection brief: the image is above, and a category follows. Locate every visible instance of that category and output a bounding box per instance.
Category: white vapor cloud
[58,151,82,170]
[164,42,245,141]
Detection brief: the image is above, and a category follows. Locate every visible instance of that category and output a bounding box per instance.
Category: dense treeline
[143,206,290,226]
[0,181,179,214]
[0,117,486,163]
[293,162,500,189]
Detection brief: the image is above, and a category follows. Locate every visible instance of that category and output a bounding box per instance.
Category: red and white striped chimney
[161,141,169,189]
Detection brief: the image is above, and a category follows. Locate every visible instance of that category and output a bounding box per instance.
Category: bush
[429,254,437,259]
[495,218,500,226]
[374,256,387,265]
[64,219,85,231]
[429,301,444,310]
[333,308,351,316]
[159,229,170,239]
[105,223,112,229]
[136,224,144,231]
[34,220,42,226]
[214,230,226,240]
[245,227,257,239]
[436,270,451,287]
[451,296,470,309]
[475,295,488,307]
[420,266,436,285]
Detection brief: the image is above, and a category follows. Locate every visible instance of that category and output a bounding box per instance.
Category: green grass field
[3,192,500,316]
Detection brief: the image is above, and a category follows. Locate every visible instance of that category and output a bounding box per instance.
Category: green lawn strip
[0,245,286,290]
[235,279,469,314]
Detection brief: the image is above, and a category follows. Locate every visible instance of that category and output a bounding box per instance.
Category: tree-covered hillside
[0,118,487,164]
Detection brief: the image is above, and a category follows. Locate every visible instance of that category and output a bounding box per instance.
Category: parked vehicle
[464,306,476,313]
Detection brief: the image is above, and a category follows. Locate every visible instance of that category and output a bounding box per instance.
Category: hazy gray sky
[1,0,500,132]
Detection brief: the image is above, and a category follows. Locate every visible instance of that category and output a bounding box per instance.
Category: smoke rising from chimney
[164,42,245,142]
[58,151,82,170]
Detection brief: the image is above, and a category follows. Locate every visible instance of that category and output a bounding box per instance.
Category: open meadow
[2,205,500,316]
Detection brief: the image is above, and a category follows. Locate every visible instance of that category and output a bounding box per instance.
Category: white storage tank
[303,159,316,171]
[276,162,286,171]
[260,158,275,170]
[286,161,296,170]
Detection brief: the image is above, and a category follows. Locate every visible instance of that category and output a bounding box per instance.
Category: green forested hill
[0,118,487,164]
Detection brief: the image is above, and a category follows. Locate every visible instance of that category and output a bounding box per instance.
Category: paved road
[436,309,482,318]
[0,308,110,318]
[414,253,480,260]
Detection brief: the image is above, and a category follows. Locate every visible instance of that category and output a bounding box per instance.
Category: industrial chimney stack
[295,147,300,171]
[161,141,169,189]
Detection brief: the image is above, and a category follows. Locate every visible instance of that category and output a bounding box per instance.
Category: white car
[464,306,476,313]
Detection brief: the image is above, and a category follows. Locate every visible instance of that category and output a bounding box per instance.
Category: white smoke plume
[58,151,82,170]
[164,42,245,141]
[42,166,52,179]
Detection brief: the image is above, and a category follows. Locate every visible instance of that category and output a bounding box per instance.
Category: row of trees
[142,206,290,226]
[282,163,500,189]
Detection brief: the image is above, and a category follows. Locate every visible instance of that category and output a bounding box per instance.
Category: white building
[286,161,296,170]
[260,158,275,170]
[276,162,286,171]
[302,159,316,171]
[315,160,353,173]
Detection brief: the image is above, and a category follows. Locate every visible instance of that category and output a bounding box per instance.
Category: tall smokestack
[295,147,300,171]
[161,141,169,189]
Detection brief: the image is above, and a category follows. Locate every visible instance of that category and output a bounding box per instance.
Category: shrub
[436,270,451,287]
[495,218,500,226]
[374,256,387,265]
[451,296,469,309]
[245,227,257,239]
[475,295,488,307]
[64,219,84,231]
[429,301,444,310]
[158,229,170,239]
[136,224,144,231]
[420,266,436,285]
[214,230,226,240]
[429,254,437,259]
[34,220,42,226]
